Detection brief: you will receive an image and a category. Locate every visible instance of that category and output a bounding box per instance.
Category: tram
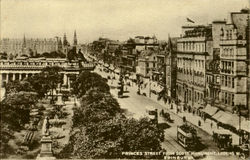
[212,129,232,151]
[177,124,198,150]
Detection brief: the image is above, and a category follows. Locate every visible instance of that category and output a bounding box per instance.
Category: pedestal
[39,135,54,157]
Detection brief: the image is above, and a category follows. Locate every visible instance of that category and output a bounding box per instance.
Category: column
[6,74,9,83]
[13,73,16,81]
[63,74,67,85]
[67,76,71,89]
[19,73,22,81]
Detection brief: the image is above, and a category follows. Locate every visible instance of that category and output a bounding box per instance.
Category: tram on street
[212,129,232,151]
[177,124,198,150]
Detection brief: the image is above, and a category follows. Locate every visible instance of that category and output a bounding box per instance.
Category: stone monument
[36,117,55,160]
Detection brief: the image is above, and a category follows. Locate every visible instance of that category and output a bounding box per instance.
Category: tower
[22,34,26,49]
[63,33,68,46]
[58,38,62,50]
[73,30,77,46]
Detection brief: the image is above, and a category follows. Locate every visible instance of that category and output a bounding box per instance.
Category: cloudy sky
[1,0,249,43]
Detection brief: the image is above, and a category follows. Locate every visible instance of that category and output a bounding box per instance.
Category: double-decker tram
[212,129,232,151]
[177,124,198,150]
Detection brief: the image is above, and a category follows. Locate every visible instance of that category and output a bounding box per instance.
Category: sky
[0,0,249,43]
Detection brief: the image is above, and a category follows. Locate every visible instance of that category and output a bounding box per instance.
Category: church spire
[22,34,26,48]
[63,33,68,46]
[73,30,77,46]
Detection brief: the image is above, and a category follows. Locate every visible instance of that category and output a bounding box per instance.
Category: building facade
[176,25,212,113]
[0,37,60,56]
[219,9,250,116]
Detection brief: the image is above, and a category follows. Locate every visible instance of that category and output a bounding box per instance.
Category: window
[194,92,196,101]
[221,92,224,102]
[221,76,224,86]
[232,78,234,88]
[232,62,234,73]
[225,92,227,104]
[189,90,191,101]
[232,94,234,106]
[225,75,227,87]
[228,77,231,88]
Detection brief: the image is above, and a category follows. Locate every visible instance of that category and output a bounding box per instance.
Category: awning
[238,119,250,132]
[212,111,224,120]
[213,111,241,129]
[201,104,218,116]
[213,128,232,135]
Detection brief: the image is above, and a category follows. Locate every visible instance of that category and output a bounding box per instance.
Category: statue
[44,116,50,136]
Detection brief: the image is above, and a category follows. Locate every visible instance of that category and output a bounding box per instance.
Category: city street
[94,66,219,152]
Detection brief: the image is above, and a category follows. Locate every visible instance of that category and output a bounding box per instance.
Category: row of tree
[59,71,164,159]
[0,66,63,157]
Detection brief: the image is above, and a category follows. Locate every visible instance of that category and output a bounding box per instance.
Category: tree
[60,88,163,159]
[1,91,38,127]
[0,52,7,59]
[5,80,33,96]
[41,66,63,102]
[67,47,77,62]
[72,71,109,98]
[0,91,38,157]
[72,89,121,128]
[27,74,50,98]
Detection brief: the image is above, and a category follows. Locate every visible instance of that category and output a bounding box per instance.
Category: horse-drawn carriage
[160,109,174,123]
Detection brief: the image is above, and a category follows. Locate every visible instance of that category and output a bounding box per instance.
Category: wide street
[94,65,219,153]
[92,65,245,160]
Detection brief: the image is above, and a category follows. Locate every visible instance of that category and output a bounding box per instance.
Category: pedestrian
[211,122,213,128]
[183,116,186,123]
[198,120,201,127]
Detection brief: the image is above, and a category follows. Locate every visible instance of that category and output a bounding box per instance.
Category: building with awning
[237,119,250,133]
[201,104,219,116]
[212,111,244,131]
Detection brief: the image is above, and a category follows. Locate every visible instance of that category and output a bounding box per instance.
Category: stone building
[176,25,212,113]
[0,36,60,57]
[0,31,77,58]
[219,9,250,116]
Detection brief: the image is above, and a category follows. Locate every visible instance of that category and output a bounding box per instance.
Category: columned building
[0,58,95,89]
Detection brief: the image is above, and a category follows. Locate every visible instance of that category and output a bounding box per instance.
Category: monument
[36,117,55,160]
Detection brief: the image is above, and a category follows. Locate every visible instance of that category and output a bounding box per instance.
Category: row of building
[0,31,78,57]
[90,9,250,122]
